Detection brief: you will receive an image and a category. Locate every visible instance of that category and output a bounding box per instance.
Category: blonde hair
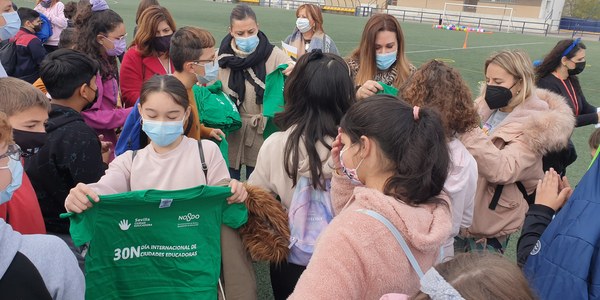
[350,14,411,88]
[413,253,536,300]
[0,77,50,117]
[0,111,13,145]
[484,49,535,111]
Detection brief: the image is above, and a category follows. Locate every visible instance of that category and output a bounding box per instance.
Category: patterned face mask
[339,146,364,185]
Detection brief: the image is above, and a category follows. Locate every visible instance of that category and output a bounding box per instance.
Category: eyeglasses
[192,60,216,68]
[0,144,21,161]
[103,33,128,41]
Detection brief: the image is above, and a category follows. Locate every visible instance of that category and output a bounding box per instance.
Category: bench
[322,5,356,14]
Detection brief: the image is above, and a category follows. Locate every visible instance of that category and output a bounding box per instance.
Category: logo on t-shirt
[178,213,200,222]
[177,213,200,228]
[119,219,131,231]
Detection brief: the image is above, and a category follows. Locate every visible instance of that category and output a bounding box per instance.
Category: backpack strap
[489,181,533,210]
[197,140,208,179]
[130,141,207,179]
[489,185,504,210]
[184,115,193,136]
[356,209,424,278]
[516,181,535,205]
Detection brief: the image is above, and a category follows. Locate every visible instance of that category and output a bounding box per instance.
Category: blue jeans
[229,166,255,181]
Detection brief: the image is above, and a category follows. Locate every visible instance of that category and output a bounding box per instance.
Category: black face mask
[568,61,586,76]
[13,129,47,157]
[33,24,42,33]
[83,87,99,111]
[151,34,173,53]
[485,83,516,110]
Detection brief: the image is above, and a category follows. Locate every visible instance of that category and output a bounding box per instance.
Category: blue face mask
[376,51,397,71]
[1,157,23,205]
[142,118,184,147]
[0,11,21,41]
[235,35,259,53]
[196,61,219,85]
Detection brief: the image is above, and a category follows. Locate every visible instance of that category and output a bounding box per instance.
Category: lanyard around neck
[554,73,579,115]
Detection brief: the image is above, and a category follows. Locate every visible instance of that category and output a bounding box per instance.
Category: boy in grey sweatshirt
[0,219,84,299]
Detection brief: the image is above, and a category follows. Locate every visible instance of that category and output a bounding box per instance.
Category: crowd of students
[0,0,597,299]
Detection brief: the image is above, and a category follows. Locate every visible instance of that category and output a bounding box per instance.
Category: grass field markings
[406,42,546,54]
[408,43,453,49]
[434,58,456,63]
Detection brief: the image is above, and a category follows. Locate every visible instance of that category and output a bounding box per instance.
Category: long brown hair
[401,60,479,138]
[350,14,411,88]
[296,4,324,33]
[73,3,123,79]
[131,5,176,57]
[535,39,586,90]
[413,253,536,300]
[274,50,354,190]
[135,0,160,25]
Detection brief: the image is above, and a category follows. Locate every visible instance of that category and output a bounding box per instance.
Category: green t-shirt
[376,81,399,96]
[61,185,248,300]
[263,64,288,139]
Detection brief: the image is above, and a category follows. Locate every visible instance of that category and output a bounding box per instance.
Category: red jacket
[0,163,46,234]
[119,46,174,107]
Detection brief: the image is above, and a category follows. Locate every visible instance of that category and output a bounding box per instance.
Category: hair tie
[90,0,109,12]
[413,106,420,121]
[562,38,581,57]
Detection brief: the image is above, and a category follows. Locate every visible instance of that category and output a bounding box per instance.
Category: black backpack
[0,38,17,76]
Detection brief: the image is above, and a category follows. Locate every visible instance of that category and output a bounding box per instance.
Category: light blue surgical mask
[196,61,219,85]
[0,155,23,205]
[142,117,184,147]
[0,11,21,41]
[376,51,397,71]
[296,18,311,33]
[235,35,259,53]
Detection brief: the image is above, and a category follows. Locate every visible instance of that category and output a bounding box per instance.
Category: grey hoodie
[0,219,85,299]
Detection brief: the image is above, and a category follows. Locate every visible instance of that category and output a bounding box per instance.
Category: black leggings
[270,261,306,300]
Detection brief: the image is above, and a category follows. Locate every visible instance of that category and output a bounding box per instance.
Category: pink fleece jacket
[288,174,452,299]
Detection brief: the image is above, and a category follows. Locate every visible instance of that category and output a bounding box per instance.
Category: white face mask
[296,18,311,33]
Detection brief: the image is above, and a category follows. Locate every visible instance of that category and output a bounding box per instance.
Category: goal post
[442,2,513,33]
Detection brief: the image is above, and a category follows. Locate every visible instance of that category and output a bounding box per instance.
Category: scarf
[218,31,274,106]
[289,29,327,57]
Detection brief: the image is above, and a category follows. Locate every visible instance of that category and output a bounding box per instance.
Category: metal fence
[376,7,552,36]
[222,0,600,40]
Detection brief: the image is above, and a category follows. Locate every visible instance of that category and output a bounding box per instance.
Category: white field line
[406,42,546,54]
